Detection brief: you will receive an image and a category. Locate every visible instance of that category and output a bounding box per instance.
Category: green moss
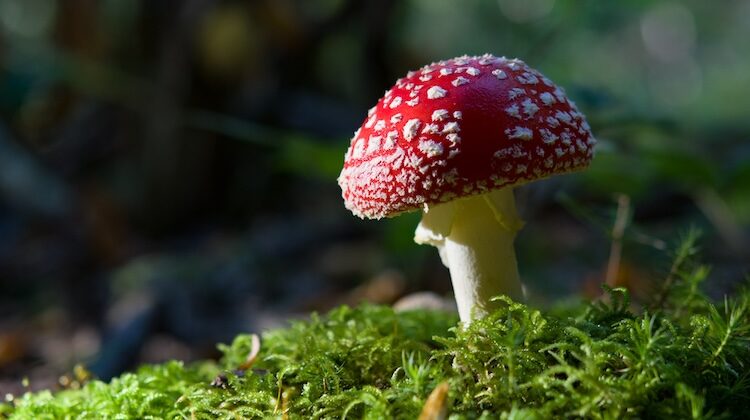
[5,236,750,418]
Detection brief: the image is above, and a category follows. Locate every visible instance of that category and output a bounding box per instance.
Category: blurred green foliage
[1,0,748,238]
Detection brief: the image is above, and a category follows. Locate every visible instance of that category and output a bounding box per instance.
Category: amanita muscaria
[338,54,596,322]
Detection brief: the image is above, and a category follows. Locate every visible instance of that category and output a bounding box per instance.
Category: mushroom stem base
[415,188,524,322]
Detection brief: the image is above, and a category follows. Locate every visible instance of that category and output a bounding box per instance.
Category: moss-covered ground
[3,235,749,419]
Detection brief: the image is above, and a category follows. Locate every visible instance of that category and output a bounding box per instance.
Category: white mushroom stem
[414,188,524,322]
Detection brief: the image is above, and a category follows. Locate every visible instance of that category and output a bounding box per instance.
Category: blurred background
[0,0,748,394]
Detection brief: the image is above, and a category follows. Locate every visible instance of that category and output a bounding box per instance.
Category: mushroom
[338,54,596,322]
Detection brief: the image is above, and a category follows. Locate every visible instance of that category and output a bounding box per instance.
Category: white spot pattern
[419,140,444,157]
[403,119,421,141]
[505,104,521,119]
[517,72,539,84]
[427,86,447,99]
[384,131,398,149]
[432,109,449,121]
[522,98,539,118]
[422,123,439,134]
[539,128,558,144]
[451,77,469,87]
[464,67,480,76]
[366,136,382,154]
[507,126,533,141]
[339,54,596,219]
[539,92,555,105]
[509,88,526,99]
[492,69,507,79]
[442,122,460,134]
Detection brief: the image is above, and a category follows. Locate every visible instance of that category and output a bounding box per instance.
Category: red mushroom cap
[339,54,596,219]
